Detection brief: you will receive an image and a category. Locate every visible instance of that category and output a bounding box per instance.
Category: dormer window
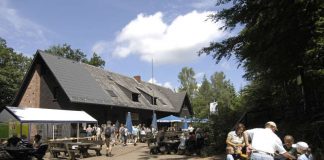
[53,87,59,102]
[152,97,157,105]
[132,93,139,102]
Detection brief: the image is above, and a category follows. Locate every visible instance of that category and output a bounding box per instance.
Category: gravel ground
[43,142,225,160]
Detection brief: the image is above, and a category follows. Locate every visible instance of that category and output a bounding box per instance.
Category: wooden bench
[49,141,67,158]
[80,139,104,156]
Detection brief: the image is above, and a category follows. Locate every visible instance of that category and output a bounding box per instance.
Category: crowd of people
[82,122,210,157]
[82,121,159,157]
[226,121,313,160]
[149,124,209,156]
[3,120,314,159]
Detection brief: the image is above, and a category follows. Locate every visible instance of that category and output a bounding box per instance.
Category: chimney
[134,75,141,83]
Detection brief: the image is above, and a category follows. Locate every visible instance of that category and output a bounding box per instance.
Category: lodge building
[9,50,193,138]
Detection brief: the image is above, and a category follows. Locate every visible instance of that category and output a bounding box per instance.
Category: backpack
[196,132,202,139]
[120,128,126,136]
[105,127,112,138]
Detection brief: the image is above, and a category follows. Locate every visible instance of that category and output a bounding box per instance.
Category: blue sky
[0,0,247,91]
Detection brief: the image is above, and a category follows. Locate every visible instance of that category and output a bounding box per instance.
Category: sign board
[210,102,218,114]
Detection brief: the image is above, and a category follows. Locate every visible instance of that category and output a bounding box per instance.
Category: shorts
[105,137,112,147]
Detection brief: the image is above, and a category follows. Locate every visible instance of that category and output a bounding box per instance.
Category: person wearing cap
[243,121,296,160]
[293,142,313,160]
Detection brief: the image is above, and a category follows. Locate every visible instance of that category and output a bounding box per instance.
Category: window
[132,93,139,102]
[106,89,117,97]
[53,124,63,138]
[53,87,59,101]
[152,97,157,105]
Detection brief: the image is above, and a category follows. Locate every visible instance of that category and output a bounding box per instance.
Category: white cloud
[148,78,160,85]
[148,78,174,90]
[163,82,173,90]
[112,10,226,65]
[91,40,114,55]
[0,0,50,54]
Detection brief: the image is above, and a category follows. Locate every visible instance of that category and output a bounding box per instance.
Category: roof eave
[71,100,177,113]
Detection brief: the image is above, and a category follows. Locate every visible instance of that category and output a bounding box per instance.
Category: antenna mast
[151,56,155,104]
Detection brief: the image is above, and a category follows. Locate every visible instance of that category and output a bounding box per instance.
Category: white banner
[210,102,218,114]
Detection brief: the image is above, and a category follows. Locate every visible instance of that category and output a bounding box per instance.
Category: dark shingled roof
[38,51,189,113]
[40,51,112,105]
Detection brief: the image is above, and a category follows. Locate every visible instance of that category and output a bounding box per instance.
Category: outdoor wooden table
[49,141,67,158]
[66,142,93,159]
[163,140,180,154]
[4,146,34,160]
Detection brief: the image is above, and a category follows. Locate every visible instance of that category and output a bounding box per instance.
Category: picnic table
[66,142,93,159]
[49,139,101,159]
[49,141,67,158]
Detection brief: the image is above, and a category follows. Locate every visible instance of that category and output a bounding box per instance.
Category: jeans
[250,153,274,160]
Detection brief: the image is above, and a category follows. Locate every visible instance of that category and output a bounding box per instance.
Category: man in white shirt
[243,121,296,160]
[188,124,194,133]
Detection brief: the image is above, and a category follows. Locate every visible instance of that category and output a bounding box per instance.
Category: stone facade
[18,65,41,108]
[18,64,60,110]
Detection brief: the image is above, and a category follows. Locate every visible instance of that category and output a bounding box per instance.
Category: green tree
[208,72,239,150]
[88,52,105,68]
[198,75,213,100]
[192,75,213,118]
[45,43,106,67]
[200,0,324,112]
[0,38,31,108]
[178,67,197,99]
[200,0,324,153]
[45,43,88,62]
[210,72,237,111]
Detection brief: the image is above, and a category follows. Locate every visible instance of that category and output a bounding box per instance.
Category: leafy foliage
[192,75,213,118]
[45,43,88,62]
[88,52,105,68]
[178,67,197,100]
[178,68,241,151]
[45,44,106,68]
[201,0,324,115]
[0,38,31,108]
[200,0,324,154]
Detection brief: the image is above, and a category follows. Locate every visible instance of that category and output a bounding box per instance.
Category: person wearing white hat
[243,121,296,160]
[293,142,313,160]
